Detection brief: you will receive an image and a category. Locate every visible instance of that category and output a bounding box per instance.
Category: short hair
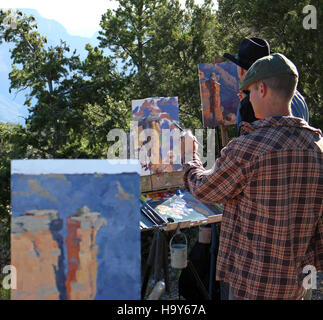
[256,74,298,103]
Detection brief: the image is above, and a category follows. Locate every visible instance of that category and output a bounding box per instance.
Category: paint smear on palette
[151,190,221,223]
[155,205,188,220]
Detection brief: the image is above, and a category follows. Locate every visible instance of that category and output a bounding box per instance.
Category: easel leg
[216,127,222,152]
[161,231,170,294]
[141,231,157,299]
[187,260,211,300]
[220,125,229,148]
[154,230,161,281]
[142,229,170,299]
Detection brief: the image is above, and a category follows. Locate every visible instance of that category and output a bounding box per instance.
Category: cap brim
[223,53,250,70]
[239,81,250,91]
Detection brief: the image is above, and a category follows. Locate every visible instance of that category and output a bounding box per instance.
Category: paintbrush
[173,121,203,148]
[141,207,159,225]
[140,199,167,224]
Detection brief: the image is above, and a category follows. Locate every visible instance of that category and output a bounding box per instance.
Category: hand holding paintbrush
[173,121,203,148]
[173,121,201,164]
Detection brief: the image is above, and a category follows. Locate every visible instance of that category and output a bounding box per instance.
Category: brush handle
[174,122,203,148]
[140,199,167,224]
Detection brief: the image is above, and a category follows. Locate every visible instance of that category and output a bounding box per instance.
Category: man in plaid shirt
[182,53,323,299]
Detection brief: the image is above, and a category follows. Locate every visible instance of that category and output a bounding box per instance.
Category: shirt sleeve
[183,140,253,204]
[291,91,309,123]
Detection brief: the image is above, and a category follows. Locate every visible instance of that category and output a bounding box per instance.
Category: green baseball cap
[239,53,298,90]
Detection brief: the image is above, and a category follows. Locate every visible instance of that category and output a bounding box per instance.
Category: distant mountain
[20,9,100,60]
[0,9,103,126]
[0,93,27,125]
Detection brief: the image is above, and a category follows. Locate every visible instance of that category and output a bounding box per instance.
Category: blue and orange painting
[132,97,181,176]
[198,62,240,128]
[11,160,141,300]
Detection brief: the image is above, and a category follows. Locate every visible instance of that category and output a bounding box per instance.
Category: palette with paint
[140,190,223,231]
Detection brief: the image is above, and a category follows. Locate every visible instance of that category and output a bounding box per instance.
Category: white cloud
[1,0,118,37]
[1,0,216,38]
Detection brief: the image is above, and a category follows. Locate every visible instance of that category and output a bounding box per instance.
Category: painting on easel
[198,62,240,128]
[11,160,141,300]
[132,97,181,176]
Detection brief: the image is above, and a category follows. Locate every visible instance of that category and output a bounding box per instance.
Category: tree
[98,0,222,128]
[145,0,222,128]
[217,0,322,130]
[0,123,29,255]
[0,9,129,158]
[1,9,82,156]
[0,10,133,268]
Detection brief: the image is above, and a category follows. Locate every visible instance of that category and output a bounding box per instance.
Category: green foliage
[1,9,127,159]
[0,123,29,250]
[0,1,322,268]
[0,278,11,300]
[98,0,220,129]
[77,96,131,158]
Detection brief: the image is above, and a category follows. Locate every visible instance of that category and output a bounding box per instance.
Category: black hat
[223,37,270,70]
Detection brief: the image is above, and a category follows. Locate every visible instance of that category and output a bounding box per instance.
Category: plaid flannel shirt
[183,116,323,300]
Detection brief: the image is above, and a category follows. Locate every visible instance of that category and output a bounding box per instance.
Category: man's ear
[240,68,247,78]
[237,66,247,80]
[258,81,267,98]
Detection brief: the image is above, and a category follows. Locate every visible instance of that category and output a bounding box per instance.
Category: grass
[0,276,11,300]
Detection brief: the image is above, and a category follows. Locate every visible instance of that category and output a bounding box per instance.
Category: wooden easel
[141,222,213,300]
[212,56,230,148]
[140,61,231,298]
[141,172,183,299]
[210,59,230,149]
[140,171,213,300]
[208,57,230,298]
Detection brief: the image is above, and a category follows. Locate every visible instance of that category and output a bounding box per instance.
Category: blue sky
[2,0,213,38]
